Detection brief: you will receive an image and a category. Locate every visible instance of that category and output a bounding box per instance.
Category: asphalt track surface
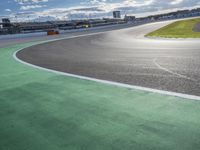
[17,21,200,96]
[0,23,136,48]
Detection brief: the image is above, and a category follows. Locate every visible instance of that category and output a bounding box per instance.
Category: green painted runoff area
[146,18,200,38]
[0,42,200,150]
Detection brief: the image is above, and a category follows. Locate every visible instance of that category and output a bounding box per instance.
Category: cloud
[20,4,46,10]
[32,6,106,20]
[14,0,48,11]
[15,0,48,5]
[170,0,184,5]
[6,0,200,21]
[82,0,155,12]
[5,9,12,12]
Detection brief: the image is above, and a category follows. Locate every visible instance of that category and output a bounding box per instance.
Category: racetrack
[0,23,136,48]
[1,20,200,150]
[16,21,200,96]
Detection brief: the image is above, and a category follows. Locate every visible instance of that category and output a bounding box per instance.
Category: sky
[1,0,200,21]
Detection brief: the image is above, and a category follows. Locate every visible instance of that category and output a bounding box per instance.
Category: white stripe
[13,30,200,101]
[153,58,197,82]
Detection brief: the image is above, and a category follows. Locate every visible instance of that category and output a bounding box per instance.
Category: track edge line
[13,37,200,101]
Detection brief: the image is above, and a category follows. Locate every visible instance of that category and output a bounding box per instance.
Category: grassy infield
[0,21,200,150]
[146,18,200,38]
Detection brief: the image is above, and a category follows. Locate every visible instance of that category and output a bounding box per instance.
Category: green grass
[146,18,200,38]
[0,42,200,150]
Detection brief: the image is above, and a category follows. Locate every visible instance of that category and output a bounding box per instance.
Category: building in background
[124,15,136,22]
[2,18,11,28]
[0,18,20,34]
[113,11,121,19]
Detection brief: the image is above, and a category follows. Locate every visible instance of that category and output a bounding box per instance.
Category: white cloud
[84,0,155,12]
[15,0,48,10]
[15,0,48,5]
[20,4,46,10]
[7,0,200,21]
[5,9,12,12]
[170,0,184,5]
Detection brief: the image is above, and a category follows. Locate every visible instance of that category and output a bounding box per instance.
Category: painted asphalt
[2,43,200,150]
[16,21,200,96]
